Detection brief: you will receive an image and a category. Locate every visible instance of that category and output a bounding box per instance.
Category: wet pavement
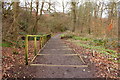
[31,34,95,78]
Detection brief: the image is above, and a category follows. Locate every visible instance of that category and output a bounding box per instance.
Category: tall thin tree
[33,0,39,34]
[71,1,77,32]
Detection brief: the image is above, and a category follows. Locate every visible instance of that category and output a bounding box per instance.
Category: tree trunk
[12,2,20,40]
[30,0,33,15]
[62,0,65,13]
[71,2,76,32]
[33,0,39,34]
[25,0,27,11]
[40,1,44,16]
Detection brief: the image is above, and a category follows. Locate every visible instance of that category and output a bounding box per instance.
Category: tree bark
[71,2,76,32]
[12,2,20,40]
[30,0,33,15]
[33,0,39,34]
[62,0,65,13]
[40,1,44,16]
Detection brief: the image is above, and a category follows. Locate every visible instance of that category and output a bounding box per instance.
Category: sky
[19,0,120,12]
[19,0,71,13]
[3,0,120,18]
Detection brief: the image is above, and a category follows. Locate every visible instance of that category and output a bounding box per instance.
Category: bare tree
[5,1,20,41]
[47,0,52,13]
[40,0,45,16]
[12,1,20,40]
[32,0,39,34]
[71,1,77,32]
[30,0,33,15]
[62,0,65,13]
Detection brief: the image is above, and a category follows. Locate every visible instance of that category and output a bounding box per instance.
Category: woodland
[1,0,120,79]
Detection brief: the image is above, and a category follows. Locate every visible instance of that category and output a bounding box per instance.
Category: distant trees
[2,0,70,42]
[70,0,118,38]
[2,0,119,44]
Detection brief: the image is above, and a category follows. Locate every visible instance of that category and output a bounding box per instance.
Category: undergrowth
[61,33,119,62]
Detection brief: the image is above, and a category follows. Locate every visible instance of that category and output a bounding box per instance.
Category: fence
[25,34,51,65]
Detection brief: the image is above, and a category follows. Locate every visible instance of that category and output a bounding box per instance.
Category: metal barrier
[25,34,51,65]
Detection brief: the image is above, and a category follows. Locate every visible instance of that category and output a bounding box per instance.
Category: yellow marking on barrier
[25,34,51,65]
[25,35,28,65]
[37,54,80,56]
[48,49,72,50]
[31,38,50,63]
[30,64,88,67]
[31,55,38,63]
[34,36,37,55]
[39,37,42,49]
[73,49,86,64]
[27,34,47,37]
[62,46,69,47]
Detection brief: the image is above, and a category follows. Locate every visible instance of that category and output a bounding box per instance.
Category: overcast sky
[19,0,71,13]
[3,0,120,18]
[19,0,120,11]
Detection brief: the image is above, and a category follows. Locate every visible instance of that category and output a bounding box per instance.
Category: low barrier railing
[25,34,51,65]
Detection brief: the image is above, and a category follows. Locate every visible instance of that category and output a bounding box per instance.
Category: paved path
[31,34,94,78]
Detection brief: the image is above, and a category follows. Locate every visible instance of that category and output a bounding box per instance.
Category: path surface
[31,34,95,78]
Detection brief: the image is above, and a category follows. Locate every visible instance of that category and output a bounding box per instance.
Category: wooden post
[45,35,47,44]
[42,36,44,46]
[24,34,51,65]
[41,37,43,48]
[39,37,41,49]
[44,36,46,44]
[25,35,28,65]
[34,36,37,56]
[46,35,48,42]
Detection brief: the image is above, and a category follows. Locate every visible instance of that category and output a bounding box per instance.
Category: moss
[0,42,12,47]
[71,35,92,41]
[75,42,117,58]
[60,34,75,39]
[61,33,118,59]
